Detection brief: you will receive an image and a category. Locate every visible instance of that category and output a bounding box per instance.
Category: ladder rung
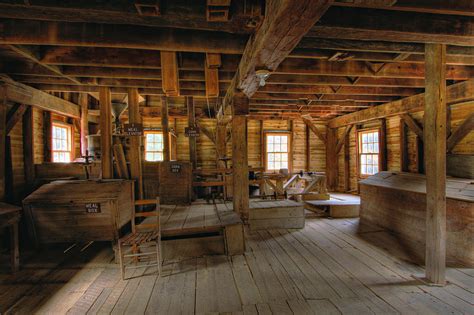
[124,251,157,258]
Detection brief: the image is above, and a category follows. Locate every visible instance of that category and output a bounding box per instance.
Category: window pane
[367,165,373,174]
[267,143,274,152]
[361,165,367,175]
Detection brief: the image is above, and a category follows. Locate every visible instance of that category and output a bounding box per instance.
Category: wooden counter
[360,172,473,267]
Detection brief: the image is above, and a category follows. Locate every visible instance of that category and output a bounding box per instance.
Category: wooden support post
[23,106,34,188]
[10,223,19,273]
[128,88,143,198]
[416,136,425,174]
[380,118,388,171]
[43,111,52,163]
[326,127,338,191]
[205,53,220,98]
[79,93,88,157]
[400,118,409,172]
[216,123,227,169]
[160,51,179,97]
[187,96,197,169]
[99,86,113,179]
[305,124,310,172]
[5,136,12,201]
[161,96,170,161]
[232,95,249,221]
[344,129,350,192]
[260,120,265,168]
[0,89,6,200]
[424,43,447,285]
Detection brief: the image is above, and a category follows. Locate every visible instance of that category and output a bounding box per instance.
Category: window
[265,133,290,171]
[145,131,164,161]
[52,123,72,162]
[358,129,380,176]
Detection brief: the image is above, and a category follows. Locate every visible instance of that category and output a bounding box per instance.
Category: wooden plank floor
[1,217,472,314]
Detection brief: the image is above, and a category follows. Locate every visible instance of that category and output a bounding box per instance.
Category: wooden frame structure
[0,1,472,291]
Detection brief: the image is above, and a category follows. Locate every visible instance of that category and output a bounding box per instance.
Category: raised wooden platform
[306,193,361,218]
[159,201,244,259]
[249,199,305,230]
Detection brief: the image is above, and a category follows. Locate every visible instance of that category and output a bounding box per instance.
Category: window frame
[51,121,73,163]
[356,128,381,178]
[263,131,292,172]
[144,130,165,162]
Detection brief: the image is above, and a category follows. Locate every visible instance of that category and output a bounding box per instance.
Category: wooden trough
[360,172,474,267]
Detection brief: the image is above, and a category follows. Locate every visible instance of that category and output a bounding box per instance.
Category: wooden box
[159,161,192,204]
[23,179,134,245]
[249,200,305,230]
[360,172,474,267]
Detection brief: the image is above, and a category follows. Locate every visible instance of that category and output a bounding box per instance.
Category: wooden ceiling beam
[0,2,261,34]
[308,7,474,46]
[258,85,421,96]
[0,76,80,118]
[38,46,474,69]
[0,19,247,54]
[252,93,398,102]
[276,59,473,80]
[218,0,333,120]
[14,75,421,96]
[328,79,474,128]
[297,38,474,57]
[333,0,474,17]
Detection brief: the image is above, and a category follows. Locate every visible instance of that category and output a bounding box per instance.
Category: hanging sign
[185,127,200,137]
[124,123,143,136]
[170,163,182,173]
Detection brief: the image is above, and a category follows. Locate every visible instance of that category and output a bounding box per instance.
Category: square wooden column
[128,88,143,199]
[187,96,197,169]
[99,87,113,179]
[232,95,249,221]
[326,127,338,191]
[79,93,89,157]
[161,96,170,161]
[0,88,6,200]
[216,122,227,169]
[424,43,447,285]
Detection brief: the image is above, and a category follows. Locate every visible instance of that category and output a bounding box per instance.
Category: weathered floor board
[1,217,472,314]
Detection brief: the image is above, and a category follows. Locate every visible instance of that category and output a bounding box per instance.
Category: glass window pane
[367,165,373,174]
[267,143,274,152]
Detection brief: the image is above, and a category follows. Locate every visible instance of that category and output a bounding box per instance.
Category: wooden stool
[0,202,21,273]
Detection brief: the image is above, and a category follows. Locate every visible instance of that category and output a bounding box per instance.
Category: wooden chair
[118,198,162,280]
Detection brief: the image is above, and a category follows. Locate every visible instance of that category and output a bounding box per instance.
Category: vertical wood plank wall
[336,101,474,192]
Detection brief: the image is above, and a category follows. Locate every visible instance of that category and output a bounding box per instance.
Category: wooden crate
[360,172,474,267]
[159,161,192,204]
[249,199,305,230]
[23,179,134,245]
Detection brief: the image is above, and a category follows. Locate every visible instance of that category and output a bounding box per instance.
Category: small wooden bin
[159,161,192,204]
[23,179,134,245]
